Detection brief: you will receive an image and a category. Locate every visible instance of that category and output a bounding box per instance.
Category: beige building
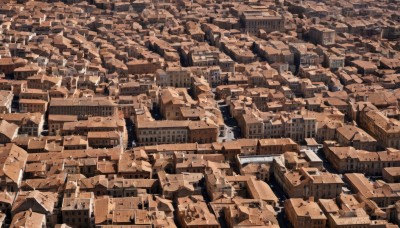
[284,113,317,142]
[12,190,59,227]
[206,170,235,201]
[188,120,219,144]
[309,26,336,46]
[119,80,158,97]
[336,125,377,151]
[0,144,28,192]
[222,139,259,161]
[49,97,118,117]
[258,138,299,155]
[175,158,230,175]
[0,112,44,136]
[118,153,152,179]
[276,167,344,200]
[224,199,279,228]
[238,109,317,142]
[359,110,400,149]
[241,11,284,35]
[237,154,284,181]
[238,110,264,139]
[87,131,122,148]
[177,195,220,228]
[19,99,48,114]
[48,115,78,136]
[383,167,400,183]
[126,59,162,75]
[245,177,279,207]
[284,198,327,228]
[344,173,400,208]
[136,118,218,146]
[158,171,203,200]
[13,65,41,80]
[77,175,158,198]
[319,195,371,228]
[0,90,13,113]
[20,89,49,102]
[136,120,189,146]
[61,116,127,146]
[93,195,175,227]
[27,74,62,90]
[156,67,192,88]
[324,146,400,176]
[10,210,46,228]
[62,193,93,228]
[159,87,196,120]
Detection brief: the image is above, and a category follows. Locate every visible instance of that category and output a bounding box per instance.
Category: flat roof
[303,150,323,163]
[237,154,282,165]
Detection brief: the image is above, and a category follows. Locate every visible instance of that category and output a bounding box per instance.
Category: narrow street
[217,102,241,142]
[269,177,289,228]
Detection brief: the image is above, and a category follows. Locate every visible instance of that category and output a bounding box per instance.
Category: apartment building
[156,67,192,88]
[61,116,126,136]
[188,120,218,144]
[87,131,122,148]
[206,170,235,201]
[0,144,28,192]
[222,139,259,161]
[238,109,317,142]
[177,195,220,228]
[78,175,158,197]
[93,195,175,226]
[319,195,380,228]
[159,87,196,120]
[335,125,377,151]
[324,146,400,176]
[359,110,400,149]
[119,80,157,96]
[224,199,278,228]
[344,173,400,208]
[241,11,284,35]
[158,171,203,200]
[309,26,336,46]
[0,112,44,136]
[136,120,189,146]
[284,113,317,142]
[49,97,118,117]
[11,190,59,227]
[19,99,48,114]
[126,59,162,75]
[383,167,400,183]
[61,193,94,227]
[13,65,40,80]
[26,74,62,90]
[285,198,327,228]
[258,138,299,155]
[19,89,49,102]
[276,167,344,200]
[136,119,218,146]
[48,115,78,136]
